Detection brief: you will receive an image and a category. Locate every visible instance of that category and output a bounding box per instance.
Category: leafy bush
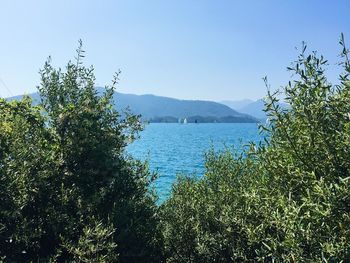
[0,42,163,262]
[161,35,350,262]
[59,219,118,263]
[2,35,350,263]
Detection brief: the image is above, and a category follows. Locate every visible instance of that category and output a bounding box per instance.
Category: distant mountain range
[221,99,289,120]
[220,99,254,110]
[7,89,259,123]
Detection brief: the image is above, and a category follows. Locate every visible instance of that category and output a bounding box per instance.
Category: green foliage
[0,42,163,262]
[2,36,350,263]
[59,219,118,263]
[161,35,350,262]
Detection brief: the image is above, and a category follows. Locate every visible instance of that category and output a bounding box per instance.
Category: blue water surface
[127,123,262,200]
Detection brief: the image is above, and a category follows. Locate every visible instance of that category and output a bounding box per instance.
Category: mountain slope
[220,99,254,110]
[222,98,289,120]
[7,90,259,123]
[114,93,256,120]
[238,99,267,119]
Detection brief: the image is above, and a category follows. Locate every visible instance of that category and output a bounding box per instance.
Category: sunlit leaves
[162,35,350,262]
[0,42,162,262]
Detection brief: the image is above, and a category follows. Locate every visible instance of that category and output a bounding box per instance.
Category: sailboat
[183,118,187,124]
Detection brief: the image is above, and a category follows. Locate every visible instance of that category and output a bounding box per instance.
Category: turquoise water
[127,123,262,200]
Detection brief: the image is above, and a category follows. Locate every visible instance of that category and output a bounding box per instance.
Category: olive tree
[0,42,163,262]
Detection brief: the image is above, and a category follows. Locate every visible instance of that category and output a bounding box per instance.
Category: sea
[127,123,262,201]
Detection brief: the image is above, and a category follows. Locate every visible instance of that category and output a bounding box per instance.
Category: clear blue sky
[0,0,349,101]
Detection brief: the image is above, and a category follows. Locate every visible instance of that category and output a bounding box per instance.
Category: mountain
[8,92,41,103]
[113,92,258,121]
[221,99,266,119]
[7,90,259,123]
[238,99,267,120]
[220,99,254,110]
[222,98,289,120]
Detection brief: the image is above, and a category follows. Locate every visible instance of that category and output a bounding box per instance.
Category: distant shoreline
[148,115,260,123]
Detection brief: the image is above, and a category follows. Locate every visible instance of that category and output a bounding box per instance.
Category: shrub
[0,42,163,262]
[161,35,350,262]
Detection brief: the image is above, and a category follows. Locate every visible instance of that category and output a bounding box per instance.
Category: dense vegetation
[161,36,350,262]
[0,43,163,262]
[1,36,350,262]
